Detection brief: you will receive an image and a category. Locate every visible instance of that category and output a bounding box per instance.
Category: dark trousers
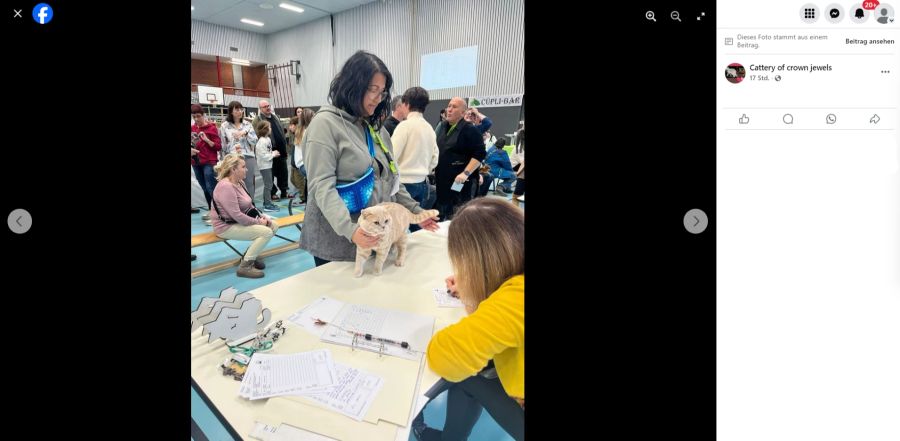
[513,178,525,196]
[271,155,289,198]
[192,163,217,208]
[436,180,475,221]
[404,181,431,232]
[413,373,524,441]
[477,173,493,197]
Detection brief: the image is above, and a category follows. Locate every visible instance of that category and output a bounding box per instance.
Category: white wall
[191,19,267,63]
[265,16,337,107]
[196,0,524,107]
[264,0,523,106]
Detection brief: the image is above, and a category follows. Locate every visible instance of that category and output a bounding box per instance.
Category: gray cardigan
[299,105,423,261]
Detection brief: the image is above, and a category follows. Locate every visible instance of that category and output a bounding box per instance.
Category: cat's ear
[362,211,371,220]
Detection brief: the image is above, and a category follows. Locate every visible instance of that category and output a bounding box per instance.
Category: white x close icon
[13,9,22,18]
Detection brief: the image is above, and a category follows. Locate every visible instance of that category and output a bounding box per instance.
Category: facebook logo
[32,3,53,24]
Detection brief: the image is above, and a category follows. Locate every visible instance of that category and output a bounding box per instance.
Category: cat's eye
[374,221,380,225]
[385,219,390,223]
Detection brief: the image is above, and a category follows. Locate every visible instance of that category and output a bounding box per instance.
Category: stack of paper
[250,421,339,441]
[300,362,384,421]
[239,350,339,400]
[288,297,436,361]
[239,349,384,421]
[287,297,346,338]
[432,287,464,308]
[320,304,435,361]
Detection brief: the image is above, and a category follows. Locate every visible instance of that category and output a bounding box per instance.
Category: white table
[191,228,464,440]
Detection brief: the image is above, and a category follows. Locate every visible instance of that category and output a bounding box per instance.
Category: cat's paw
[354,269,364,277]
[394,259,404,267]
[372,269,382,276]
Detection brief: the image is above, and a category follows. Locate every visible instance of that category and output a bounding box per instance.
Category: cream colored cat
[354,202,439,277]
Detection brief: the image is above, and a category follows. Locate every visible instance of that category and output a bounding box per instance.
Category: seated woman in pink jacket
[209,153,280,279]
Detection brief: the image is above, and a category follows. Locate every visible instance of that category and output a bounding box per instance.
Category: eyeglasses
[260,104,272,109]
[366,85,388,100]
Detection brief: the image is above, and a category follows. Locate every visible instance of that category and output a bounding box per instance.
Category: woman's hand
[454,172,468,184]
[445,275,458,298]
[447,275,477,313]
[418,216,439,232]
[352,227,380,248]
[272,150,281,158]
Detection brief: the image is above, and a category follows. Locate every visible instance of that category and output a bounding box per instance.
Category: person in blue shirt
[478,138,517,196]
[464,107,492,134]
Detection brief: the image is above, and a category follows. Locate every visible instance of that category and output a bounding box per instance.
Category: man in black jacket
[254,100,289,200]
[434,97,486,220]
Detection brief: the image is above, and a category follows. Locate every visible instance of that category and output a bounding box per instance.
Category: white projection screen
[420,46,478,90]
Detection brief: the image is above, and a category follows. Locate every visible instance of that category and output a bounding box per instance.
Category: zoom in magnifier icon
[671,11,682,21]
[646,11,657,21]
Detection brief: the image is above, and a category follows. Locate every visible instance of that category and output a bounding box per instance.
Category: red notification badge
[863,1,880,11]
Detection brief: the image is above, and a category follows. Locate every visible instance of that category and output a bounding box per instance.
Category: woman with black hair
[219,101,259,199]
[298,51,439,267]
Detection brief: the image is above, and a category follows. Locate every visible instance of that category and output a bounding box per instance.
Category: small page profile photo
[725,63,746,84]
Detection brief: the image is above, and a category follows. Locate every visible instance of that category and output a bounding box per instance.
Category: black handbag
[212,182,261,224]
[242,206,262,220]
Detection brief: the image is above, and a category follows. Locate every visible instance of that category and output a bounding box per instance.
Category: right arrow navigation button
[684,209,708,234]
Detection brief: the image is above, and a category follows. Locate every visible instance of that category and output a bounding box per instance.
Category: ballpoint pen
[353,331,409,349]
[314,318,410,349]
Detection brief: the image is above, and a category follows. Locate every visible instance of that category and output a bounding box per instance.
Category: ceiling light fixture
[279,3,305,13]
[240,18,265,27]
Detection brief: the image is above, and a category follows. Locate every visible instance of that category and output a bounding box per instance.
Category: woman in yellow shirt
[414,198,524,441]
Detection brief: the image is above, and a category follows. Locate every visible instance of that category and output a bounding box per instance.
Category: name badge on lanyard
[367,125,401,197]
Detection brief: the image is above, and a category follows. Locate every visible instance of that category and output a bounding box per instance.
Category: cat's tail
[409,209,439,224]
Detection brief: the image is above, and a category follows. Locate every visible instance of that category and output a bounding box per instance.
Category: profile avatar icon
[876,5,895,24]
[725,63,746,84]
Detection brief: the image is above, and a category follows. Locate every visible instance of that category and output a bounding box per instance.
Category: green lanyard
[367,123,398,174]
[446,123,458,136]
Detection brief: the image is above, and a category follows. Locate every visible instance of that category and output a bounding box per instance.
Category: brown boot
[253,255,266,270]
[237,259,264,278]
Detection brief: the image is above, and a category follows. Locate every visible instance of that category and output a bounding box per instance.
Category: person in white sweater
[254,121,281,212]
[391,86,439,225]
